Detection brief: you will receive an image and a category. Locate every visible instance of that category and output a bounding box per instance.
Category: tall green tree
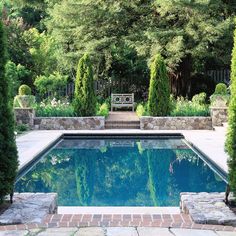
[148,54,171,116]
[146,0,235,96]
[0,20,18,203]
[226,24,236,198]
[73,54,96,116]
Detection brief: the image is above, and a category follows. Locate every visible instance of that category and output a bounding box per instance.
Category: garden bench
[111,93,134,111]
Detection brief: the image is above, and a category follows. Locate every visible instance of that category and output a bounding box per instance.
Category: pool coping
[16,129,229,214]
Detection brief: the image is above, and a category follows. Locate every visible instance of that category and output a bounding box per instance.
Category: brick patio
[0,214,236,232]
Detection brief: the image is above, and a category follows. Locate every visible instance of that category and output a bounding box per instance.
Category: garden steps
[105,112,140,129]
[105,121,140,129]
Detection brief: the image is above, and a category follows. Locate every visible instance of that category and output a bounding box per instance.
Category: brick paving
[0,214,236,232]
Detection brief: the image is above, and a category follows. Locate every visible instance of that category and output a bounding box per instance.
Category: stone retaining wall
[34,117,105,130]
[140,116,213,130]
[210,107,228,126]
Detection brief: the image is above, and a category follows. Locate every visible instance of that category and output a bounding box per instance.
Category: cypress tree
[148,54,171,116]
[226,26,236,198]
[73,53,96,116]
[0,21,18,203]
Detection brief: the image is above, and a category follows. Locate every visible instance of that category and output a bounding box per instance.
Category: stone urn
[210,95,229,107]
[14,95,36,108]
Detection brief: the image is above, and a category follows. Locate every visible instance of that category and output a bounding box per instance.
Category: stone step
[105,118,140,129]
[105,120,140,124]
[105,124,140,129]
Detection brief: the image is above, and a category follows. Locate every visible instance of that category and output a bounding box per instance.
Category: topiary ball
[18,84,31,96]
[214,83,227,95]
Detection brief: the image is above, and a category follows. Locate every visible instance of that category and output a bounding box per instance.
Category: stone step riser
[105,121,140,124]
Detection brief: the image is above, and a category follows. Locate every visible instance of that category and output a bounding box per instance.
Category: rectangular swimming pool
[15,134,227,207]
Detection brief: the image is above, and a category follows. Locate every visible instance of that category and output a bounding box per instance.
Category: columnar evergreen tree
[73,54,96,116]
[226,26,236,198]
[0,20,18,203]
[148,54,171,116]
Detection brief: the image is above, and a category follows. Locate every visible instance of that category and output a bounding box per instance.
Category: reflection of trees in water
[75,150,95,206]
[170,149,226,193]
[15,149,79,205]
[147,149,178,206]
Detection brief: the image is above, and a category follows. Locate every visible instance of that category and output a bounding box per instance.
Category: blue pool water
[15,137,226,206]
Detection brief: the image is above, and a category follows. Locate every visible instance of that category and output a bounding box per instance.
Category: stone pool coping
[17,129,229,173]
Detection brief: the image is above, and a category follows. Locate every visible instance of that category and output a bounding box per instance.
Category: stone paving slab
[37,227,78,236]
[138,227,173,236]
[216,231,236,236]
[106,227,138,236]
[171,228,217,236]
[1,228,236,236]
[75,227,104,236]
[0,231,28,236]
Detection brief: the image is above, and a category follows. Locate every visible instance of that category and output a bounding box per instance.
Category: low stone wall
[0,193,57,224]
[210,107,228,126]
[140,116,213,130]
[14,108,35,127]
[180,192,236,226]
[34,117,105,130]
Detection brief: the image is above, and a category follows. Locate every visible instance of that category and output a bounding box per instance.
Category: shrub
[34,72,68,98]
[0,21,18,203]
[73,54,96,116]
[214,83,228,95]
[18,84,31,95]
[16,124,29,134]
[170,93,209,116]
[96,102,109,117]
[148,54,170,116]
[136,103,149,117]
[35,98,75,117]
[225,27,236,198]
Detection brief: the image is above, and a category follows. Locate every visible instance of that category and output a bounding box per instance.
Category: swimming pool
[15,134,227,207]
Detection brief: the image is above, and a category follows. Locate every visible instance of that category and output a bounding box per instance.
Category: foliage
[23,28,58,76]
[0,21,18,203]
[96,103,109,118]
[18,84,31,95]
[34,72,68,98]
[15,124,29,134]
[226,26,236,198]
[136,103,149,117]
[35,98,75,117]
[214,83,228,95]
[5,61,32,98]
[147,0,235,96]
[148,54,171,116]
[73,54,96,116]
[171,93,209,117]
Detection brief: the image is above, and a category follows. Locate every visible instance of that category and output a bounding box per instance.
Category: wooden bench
[111,93,134,112]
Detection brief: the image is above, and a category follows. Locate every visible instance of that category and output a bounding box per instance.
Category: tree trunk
[170,55,192,97]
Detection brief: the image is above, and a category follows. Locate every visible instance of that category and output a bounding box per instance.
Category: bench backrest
[111,93,134,105]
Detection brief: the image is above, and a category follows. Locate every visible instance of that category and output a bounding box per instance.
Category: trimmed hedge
[73,54,96,116]
[226,26,236,198]
[0,21,18,203]
[148,54,171,116]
